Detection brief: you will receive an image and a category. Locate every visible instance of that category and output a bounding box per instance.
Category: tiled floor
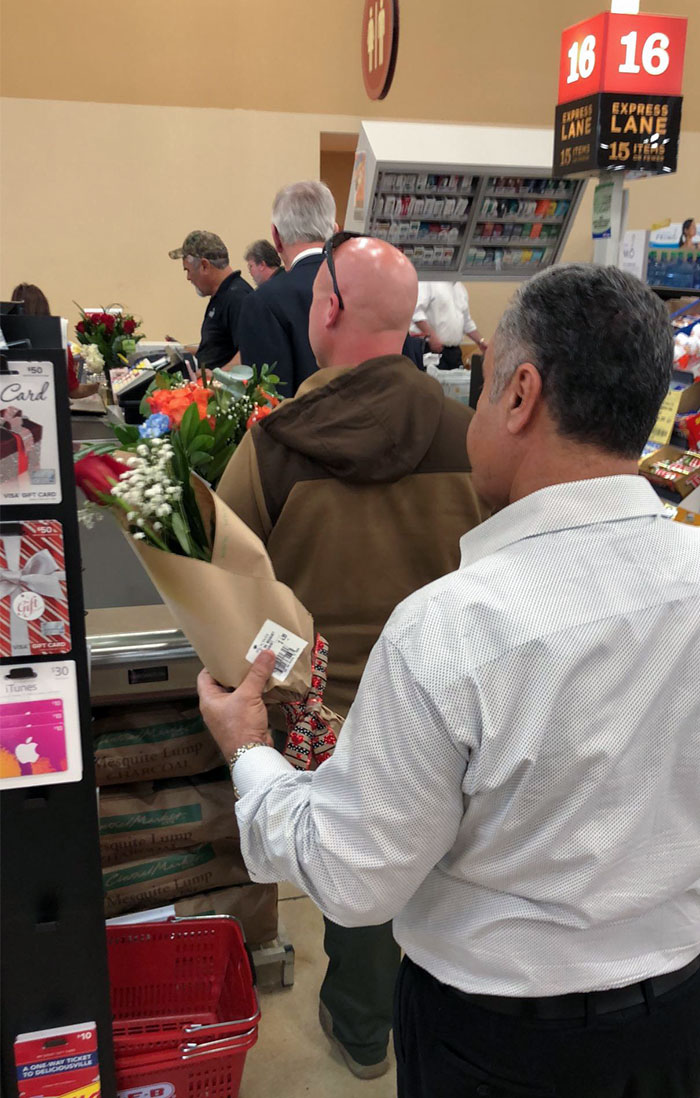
[240,883,397,1097]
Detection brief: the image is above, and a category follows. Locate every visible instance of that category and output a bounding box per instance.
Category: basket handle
[115,1027,258,1070]
[181,1028,257,1060]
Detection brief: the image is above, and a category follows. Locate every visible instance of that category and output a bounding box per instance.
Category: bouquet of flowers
[74,306,143,401]
[83,363,280,490]
[74,444,342,765]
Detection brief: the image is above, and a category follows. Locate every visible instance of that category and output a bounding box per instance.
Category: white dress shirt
[234,476,700,996]
[411,281,478,345]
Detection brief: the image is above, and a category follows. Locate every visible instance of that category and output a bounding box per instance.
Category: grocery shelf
[471,239,551,247]
[477,215,566,225]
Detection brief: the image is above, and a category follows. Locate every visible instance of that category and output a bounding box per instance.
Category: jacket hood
[259,355,446,483]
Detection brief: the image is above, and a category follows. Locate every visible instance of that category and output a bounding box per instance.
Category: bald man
[216,234,487,1078]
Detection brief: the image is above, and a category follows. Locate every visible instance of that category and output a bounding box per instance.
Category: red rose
[75,320,85,334]
[74,453,129,503]
[123,318,136,335]
[103,314,116,332]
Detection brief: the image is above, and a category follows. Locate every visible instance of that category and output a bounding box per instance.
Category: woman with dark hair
[10,283,99,399]
[678,219,698,249]
[10,282,51,315]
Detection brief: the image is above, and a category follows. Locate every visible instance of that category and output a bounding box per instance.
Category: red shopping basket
[107,916,260,1059]
[114,1028,258,1098]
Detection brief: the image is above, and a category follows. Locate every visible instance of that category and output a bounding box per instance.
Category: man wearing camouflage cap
[169,230,252,370]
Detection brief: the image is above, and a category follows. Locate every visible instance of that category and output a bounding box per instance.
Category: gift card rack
[0,349,116,1098]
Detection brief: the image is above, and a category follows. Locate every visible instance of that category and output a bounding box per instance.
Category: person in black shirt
[169,230,252,369]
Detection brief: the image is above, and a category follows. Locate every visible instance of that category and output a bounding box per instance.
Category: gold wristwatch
[229,741,268,799]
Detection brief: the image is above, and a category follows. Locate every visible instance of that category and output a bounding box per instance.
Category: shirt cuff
[464,324,478,336]
[233,744,294,797]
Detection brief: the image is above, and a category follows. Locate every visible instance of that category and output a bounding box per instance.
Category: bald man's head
[309,237,418,369]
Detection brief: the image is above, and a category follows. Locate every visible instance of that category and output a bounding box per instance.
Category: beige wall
[1,0,698,345]
[0,98,359,343]
[2,98,697,346]
[2,0,698,129]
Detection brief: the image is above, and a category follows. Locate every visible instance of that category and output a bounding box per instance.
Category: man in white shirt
[199,264,700,1098]
[412,279,488,369]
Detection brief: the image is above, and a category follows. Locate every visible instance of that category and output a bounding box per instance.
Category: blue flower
[138,413,171,439]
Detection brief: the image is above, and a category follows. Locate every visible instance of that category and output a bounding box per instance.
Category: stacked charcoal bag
[94,700,278,945]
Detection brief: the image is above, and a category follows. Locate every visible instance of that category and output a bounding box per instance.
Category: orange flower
[146,383,211,429]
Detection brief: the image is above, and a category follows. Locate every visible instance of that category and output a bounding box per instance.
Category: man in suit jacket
[238,181,337,397]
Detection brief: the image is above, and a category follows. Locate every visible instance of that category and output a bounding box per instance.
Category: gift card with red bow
[0,521,71,658]
[0,360,61,505]
[0,661,82,790]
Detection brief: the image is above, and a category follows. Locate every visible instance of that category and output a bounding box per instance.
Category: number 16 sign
[554,9,687,177]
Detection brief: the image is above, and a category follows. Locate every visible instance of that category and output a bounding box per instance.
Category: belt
[447,954,700,1019]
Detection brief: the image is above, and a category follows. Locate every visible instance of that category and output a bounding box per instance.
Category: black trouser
[438,345,463,370]
[394,955,700,1098]
[320,917,400,1066]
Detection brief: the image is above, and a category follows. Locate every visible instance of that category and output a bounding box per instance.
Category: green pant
[320,916,401,1066]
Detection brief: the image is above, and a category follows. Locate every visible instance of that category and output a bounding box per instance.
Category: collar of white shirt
[290,246,324,269]
[460,475,666,569]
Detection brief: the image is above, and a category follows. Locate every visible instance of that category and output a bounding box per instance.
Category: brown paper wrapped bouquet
[74,426,341,768]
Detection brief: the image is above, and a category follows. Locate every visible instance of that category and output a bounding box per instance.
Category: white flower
[156,503,172,517]
[78,503,103,528]
[133,532,146,540]
[136,445,149,457]
[81,343,105,375]
[126,511,137,521]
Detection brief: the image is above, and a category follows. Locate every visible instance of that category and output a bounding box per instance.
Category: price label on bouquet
[0,361,61,505]
[246,619,308,683]
[0,660,82,790]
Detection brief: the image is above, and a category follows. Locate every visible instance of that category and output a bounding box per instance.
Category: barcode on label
[274,645,297,677]
[245,620,308,683]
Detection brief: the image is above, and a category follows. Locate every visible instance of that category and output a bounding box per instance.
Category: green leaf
[178,402,202,448]
[207,447,238,487]
[189,450,214,467]
[191,434,214,452]
[113,425,140,447]
[171,512,195,556]
[73,441,118,462]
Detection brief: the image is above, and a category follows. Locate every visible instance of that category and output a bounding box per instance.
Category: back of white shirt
[235,477,700,996]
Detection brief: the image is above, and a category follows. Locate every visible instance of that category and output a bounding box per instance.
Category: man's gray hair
[490,263,672,457]
[186,254,228,271]
[272,181,336,246]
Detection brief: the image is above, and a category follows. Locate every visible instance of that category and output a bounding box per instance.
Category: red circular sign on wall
[362,0,399,100]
